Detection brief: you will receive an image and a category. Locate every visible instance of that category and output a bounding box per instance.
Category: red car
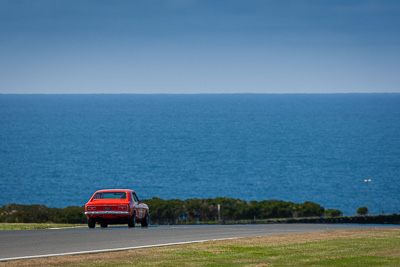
[85,189,150,228]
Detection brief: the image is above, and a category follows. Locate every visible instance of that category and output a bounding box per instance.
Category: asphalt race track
[0,224,398,262]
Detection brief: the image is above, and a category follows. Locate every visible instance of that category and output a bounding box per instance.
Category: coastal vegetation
[2,198,398,226]
[145,197,326,224]
[0,198,327,225]
[0,204,86,224]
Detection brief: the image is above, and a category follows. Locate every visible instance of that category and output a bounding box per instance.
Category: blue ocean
[1,94,399,216]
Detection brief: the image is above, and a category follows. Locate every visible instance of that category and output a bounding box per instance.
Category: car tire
[101,223,108,228]
[141,212,149,227]
[88,217,96,229]
[128,212,136,228]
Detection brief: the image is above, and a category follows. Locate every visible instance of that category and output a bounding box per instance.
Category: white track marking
[0,237,238,262]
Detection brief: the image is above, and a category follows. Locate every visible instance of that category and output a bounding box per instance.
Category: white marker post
[364,179,372,215]
[218,204,221,224]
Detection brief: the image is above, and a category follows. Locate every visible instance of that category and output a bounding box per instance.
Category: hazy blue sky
[1,0,399,94]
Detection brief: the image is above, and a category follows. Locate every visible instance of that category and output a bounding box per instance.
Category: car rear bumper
[85,211,130,215]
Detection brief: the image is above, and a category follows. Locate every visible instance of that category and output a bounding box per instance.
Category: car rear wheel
[101,223,108,228]
[128,212,136,228]
[88,217,96,228]
[141,212,149,227]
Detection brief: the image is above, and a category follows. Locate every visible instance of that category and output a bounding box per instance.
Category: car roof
[95,189,134,193]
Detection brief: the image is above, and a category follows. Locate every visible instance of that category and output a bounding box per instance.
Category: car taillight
[87,206,96,211]
[118,205,128,211]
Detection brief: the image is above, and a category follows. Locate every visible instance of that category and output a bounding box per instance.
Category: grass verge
[0,223,85,230]
[1,228,400,266]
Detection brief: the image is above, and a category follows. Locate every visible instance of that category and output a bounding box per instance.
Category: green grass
[236,237,400,266]
[80,230,400,266]
[11,228,400,266]
[0,223,85,230]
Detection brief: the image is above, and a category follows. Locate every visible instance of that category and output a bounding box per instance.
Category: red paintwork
[85,189,149,228]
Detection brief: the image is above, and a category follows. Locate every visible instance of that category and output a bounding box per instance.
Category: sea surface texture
[1,94,399,215]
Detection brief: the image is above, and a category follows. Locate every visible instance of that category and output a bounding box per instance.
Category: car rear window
[94,192,127,199]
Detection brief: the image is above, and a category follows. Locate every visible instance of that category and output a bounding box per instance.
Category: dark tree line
[0,198,335,225]
[0,204,86,223]
[144,197,328,225]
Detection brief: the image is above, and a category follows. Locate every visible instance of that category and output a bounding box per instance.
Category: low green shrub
[325,209,343,217]
[357,206,369,215]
